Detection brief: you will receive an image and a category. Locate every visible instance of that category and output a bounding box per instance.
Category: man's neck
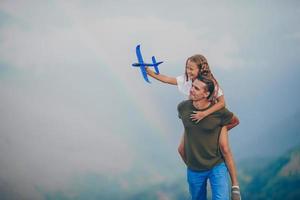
[192,99,211,110]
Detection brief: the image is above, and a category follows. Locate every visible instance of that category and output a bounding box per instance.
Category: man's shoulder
[177,100,191,111]
[216,107,230,114]
[213,107,233,118]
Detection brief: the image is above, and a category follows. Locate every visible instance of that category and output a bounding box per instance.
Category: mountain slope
[243,146,300,200]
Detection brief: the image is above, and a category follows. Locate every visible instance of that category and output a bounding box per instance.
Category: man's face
[189,79,209,101]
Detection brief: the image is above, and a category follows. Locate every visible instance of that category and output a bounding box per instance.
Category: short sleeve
[176,75,192,97]
[220,108,233,126]
[177,101,185,119]
[217,87,224,97]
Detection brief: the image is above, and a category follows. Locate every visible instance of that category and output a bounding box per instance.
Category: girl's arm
[191,95,226,122]
[146,67,177,85]
[206,95,226,115]
[191,95,240,130]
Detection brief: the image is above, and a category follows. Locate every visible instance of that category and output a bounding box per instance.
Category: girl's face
[186,60,199,81]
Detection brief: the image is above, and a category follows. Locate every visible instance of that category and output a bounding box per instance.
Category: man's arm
[178,133,187,165]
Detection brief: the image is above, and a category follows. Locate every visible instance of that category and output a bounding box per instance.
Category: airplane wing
[136,45,150,83]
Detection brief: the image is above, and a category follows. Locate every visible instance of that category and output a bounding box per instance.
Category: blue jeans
[187,162,229,200]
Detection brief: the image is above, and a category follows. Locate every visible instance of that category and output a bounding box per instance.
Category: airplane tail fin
[152,56,163,75]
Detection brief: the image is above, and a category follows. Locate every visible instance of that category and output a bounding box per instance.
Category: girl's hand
[190,111,208,123]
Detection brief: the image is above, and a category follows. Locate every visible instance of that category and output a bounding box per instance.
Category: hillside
[241,146,300,200]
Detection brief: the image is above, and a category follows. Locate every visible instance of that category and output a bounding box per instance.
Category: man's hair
[197,75,215,99]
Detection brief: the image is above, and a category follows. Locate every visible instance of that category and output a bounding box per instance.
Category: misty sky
[1,0,300,199]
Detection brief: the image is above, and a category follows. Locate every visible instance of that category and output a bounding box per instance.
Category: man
[177,75,238,200]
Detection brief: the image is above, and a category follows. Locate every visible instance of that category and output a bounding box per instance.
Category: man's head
[189,76,215,101]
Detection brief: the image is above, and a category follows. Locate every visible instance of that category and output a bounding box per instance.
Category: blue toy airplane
[132,45,163,83]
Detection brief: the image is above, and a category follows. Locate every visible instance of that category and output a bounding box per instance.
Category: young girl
[146,54,241,200]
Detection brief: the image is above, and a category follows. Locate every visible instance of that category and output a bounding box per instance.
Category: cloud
[284,31,300,40]
[0,0,244,72]
[0,82,135,191]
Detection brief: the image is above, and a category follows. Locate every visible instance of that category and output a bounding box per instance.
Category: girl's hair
[185,54,220,103]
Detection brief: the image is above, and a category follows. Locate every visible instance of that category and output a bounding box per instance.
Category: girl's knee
[178,145,184,155]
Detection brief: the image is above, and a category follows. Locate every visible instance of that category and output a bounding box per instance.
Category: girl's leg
[178,132,186,164]
[219,127,239,186]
